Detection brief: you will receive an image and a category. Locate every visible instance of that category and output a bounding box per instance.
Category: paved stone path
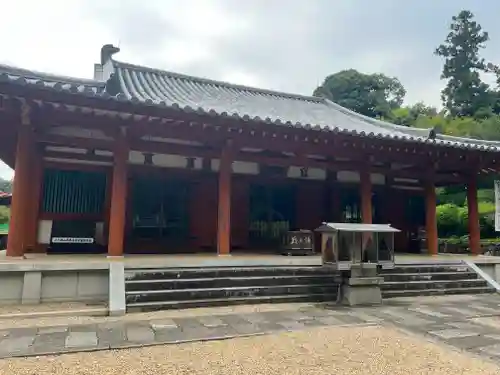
[3,294,500,360]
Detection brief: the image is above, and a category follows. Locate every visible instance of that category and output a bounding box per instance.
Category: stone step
[382,265,470,274]
[126,275,337,291]
[126,266,333,281]
[126,284,338,304]
[381,278,488,291]
[383,272,480,282]
[382,286,495,299]
[126,293,339,312]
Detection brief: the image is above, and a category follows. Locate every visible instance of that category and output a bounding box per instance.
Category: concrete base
[341,283,382,306]
[340,263,383,306]
[108,262,126,316]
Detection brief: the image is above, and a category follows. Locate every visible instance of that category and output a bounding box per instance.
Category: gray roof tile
[0,63,106,95]
[111,60,500,152]
[113,61,426,138]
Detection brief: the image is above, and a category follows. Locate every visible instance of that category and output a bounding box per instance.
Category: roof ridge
[437,133,500,146]
[322,99,432,138]
[0,62,104,86]
[112,59,325,103]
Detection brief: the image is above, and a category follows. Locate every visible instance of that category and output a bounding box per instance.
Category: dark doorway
[248,183,296,250]
[128,176,190,253]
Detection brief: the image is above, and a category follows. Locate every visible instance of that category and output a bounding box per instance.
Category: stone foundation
[340,264,383,306]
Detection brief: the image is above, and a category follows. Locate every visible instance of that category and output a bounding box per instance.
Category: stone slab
[150,319,178,330]
[280,311,315,321]
[65,331,98,349]
[0,336,34,355]
[445,322,492,333]
[97,326,127,348]
[126,326,154,344]
[33,332,68,353]
[428,329,480,340]
[239,313,269,324]
[446,335,500,350]
[409,307,450,319]
[477,343,500,356]
[197,316,227,328]
[377,309,435,326]
[38,326,68,334]
[468,304,500,314]
[314,316,344,326]
[440,306,485,318]
[347,310,383,323]
[278,320,307,331]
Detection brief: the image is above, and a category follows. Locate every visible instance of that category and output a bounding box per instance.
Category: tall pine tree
[435,10,491,117]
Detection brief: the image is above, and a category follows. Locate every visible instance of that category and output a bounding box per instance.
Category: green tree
[390,102,439,126]
[313,69,406,118]
[0,178,12,193]
[0,206,9,224]
[435,10,491,117]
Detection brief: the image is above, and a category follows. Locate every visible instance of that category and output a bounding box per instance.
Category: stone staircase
[381,263,496,298]
[125,266,340,312]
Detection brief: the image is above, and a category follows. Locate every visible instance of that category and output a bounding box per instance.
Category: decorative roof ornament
[100,44,120,65]
[427,127,437,140]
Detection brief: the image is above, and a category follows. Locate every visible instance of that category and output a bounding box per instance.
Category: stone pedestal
[340,263,383,306]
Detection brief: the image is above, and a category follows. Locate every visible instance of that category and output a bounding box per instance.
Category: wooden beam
[31,104,459,166]
[43,150,113,163]
[37,135,470,182]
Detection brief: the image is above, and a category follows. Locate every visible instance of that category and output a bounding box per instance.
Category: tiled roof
[111,60,500,151]
[112,60,430,140]
[0,63,105,95]
[1,46,500,152]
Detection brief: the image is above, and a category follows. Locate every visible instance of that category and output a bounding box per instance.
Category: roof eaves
[0,63,106,95]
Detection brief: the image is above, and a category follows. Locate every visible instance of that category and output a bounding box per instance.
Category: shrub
[436,203,463,237]
[0,206,9,224]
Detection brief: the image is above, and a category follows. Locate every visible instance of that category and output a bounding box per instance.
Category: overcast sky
[1,0,500,180]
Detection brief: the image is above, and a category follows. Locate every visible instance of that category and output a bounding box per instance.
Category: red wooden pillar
[467,177,480,255]
[25,150,43,252]
[107,129,128,257]
[7,111,34,257]
[425,181,438,255]
[217,143,232,255]
[360,170,372,224]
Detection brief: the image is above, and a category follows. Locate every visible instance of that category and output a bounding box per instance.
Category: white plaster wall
[37,220,53,245]
[337,171,360,182]
[287,166,326,180]
[371,173,385,185]
[128,151,203,169]
[211,159,260,175]
[337,171,385,185]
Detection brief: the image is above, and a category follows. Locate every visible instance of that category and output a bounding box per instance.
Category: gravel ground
[0,302,314,329]
[1,325,499,375]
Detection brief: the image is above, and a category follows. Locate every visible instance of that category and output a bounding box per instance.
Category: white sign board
[51,237,94,244]
[495,180,500,232]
